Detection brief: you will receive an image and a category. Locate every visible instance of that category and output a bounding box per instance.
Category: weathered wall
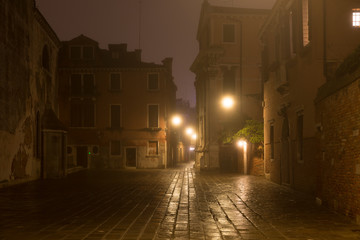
[316,77,360,223]
[0,0,60,184]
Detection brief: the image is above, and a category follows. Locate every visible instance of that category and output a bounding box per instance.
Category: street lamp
[191,133,197,140]
[221,95,235,109]
[236,140,247,148]
[185,127,194,135]
[171,115,182,126]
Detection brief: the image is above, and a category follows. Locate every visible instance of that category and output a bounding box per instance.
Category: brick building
[260,0,360,193]
[0,0,66,185]
[58,35,177,169]
[191,1,269,172]
[315,49,360,223]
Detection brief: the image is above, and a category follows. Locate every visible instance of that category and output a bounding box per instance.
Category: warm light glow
[189,146,195,151]
[221,96,235,109]
[171,115,182,126]
[192,134,197,140]
[185,127,194,135]
[237,140,247,148]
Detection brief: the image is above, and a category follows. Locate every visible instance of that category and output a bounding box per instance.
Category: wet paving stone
[0,163,360,239]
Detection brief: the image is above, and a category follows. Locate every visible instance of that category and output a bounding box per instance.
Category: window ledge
[145,127,162,131]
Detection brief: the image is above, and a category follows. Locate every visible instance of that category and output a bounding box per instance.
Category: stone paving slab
[0,163,359,240]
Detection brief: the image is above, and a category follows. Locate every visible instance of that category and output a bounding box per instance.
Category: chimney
[162,57,173,74]
[134,49,142,62]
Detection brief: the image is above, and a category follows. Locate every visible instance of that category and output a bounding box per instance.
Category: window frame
[222,23,236,43]
[69,45,94,60]
[110,104,122,129]
[148,104,159,128]
[70,74,95,96]
[147,73,159,90]
[301,0,310,47]
[148,140,159,155]
[352,9,360,27]
[110,73,122,91]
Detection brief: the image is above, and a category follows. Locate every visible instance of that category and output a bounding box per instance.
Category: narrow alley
[0,163,359,240]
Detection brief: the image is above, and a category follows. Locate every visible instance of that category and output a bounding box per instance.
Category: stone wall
[0,0,60,185]
[316,77,360,223]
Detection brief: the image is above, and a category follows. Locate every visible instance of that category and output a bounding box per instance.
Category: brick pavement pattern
[0,163,360,240]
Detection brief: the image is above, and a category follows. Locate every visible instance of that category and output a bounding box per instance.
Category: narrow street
[0,163,359,240]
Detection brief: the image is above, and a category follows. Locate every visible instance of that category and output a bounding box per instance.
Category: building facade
[315,49,360,223]
[58,35,177,169]
[191,1,269,172]
[0,0,66,185]
[261,0,360,193]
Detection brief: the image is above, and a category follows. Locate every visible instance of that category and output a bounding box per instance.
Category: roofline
[197,1,271,41]
[34,8,61,47]
[258,0,281,38]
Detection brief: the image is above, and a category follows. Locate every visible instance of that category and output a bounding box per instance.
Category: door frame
[125,147,137,168]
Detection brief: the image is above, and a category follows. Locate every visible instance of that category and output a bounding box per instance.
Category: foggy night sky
[36,0,275,107]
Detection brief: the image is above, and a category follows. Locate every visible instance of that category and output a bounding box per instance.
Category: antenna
[138,0,142,49]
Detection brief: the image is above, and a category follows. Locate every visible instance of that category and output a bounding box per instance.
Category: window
[42,45,50,70]
[353,9,360,27]
[70,46,94,59]
[223,68,235,94]
[83,100,95,127]
[83,46,94,59]
[148,141,158,155]
[70,74,95,96]
[70,46,81,59]
[288,10,296,57]
[83,74,95,95]
[110,105,121,128]
[302,0,310,46]
[148,73,159,90]
[70,74,82,95]
[297,114,304,161]
[70,100,95,127]
[148,105,159,128]
[111,140,121,155]
[270,124,274,159]
[223,24,235,43]
[110,73,121,91]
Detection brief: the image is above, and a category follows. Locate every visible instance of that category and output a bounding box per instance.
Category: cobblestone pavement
[0,162,360,240]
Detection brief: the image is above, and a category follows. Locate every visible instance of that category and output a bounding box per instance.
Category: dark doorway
[281,117,291,185]
[220,146,238,172]
[76,146,88,168]
[126,148,136,167]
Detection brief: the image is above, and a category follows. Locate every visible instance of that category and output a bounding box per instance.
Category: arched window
[42,45,50,70]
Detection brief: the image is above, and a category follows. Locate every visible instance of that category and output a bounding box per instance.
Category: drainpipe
[323,0,327,79]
